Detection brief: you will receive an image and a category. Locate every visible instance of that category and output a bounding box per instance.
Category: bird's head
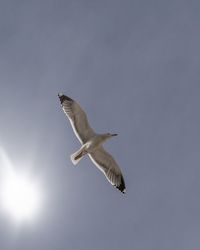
[103,133,118,140]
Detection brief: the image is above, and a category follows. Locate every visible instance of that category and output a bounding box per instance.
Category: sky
[0,0,200,249]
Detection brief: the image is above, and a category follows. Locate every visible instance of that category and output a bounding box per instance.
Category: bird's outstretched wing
[58,94,95,144]
[89,146,126,193]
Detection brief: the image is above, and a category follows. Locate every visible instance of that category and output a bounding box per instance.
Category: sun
[0,148,42,223]
[1,171,41,222]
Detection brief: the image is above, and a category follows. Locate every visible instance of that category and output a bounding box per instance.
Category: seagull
[58,94,126,194]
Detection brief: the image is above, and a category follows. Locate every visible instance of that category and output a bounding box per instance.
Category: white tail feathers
[70,148,85,165]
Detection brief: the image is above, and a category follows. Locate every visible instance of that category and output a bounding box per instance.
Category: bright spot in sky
[0,148,42,223]
[1,172,41,222]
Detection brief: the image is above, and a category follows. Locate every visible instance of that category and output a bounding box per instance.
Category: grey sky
[0,0,200,249]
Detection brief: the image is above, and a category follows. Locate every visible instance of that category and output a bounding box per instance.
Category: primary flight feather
[58,94,126,193]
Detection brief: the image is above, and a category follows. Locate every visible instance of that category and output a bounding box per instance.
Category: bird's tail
[70,148,85,165]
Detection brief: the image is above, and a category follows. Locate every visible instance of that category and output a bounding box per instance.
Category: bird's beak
[111,133,118,137]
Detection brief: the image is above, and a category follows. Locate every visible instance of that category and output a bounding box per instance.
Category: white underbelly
[84,137,103,153]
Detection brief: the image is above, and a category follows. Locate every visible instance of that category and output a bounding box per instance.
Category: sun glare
[1,172,41,222]
[0,148,42,223]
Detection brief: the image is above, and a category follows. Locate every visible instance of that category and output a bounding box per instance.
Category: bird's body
[70,133,117,164]
[83,134,108,152]
[83,133,114,153]
[58,94,126,193]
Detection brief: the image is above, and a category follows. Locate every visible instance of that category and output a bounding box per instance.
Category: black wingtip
[116,175,126,194]
[58,93,73,104]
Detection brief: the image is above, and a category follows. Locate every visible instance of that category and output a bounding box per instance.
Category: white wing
[89,146,126,193]
[58,94,95,144]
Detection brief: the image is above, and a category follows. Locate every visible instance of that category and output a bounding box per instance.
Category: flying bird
[58,94,126,193]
